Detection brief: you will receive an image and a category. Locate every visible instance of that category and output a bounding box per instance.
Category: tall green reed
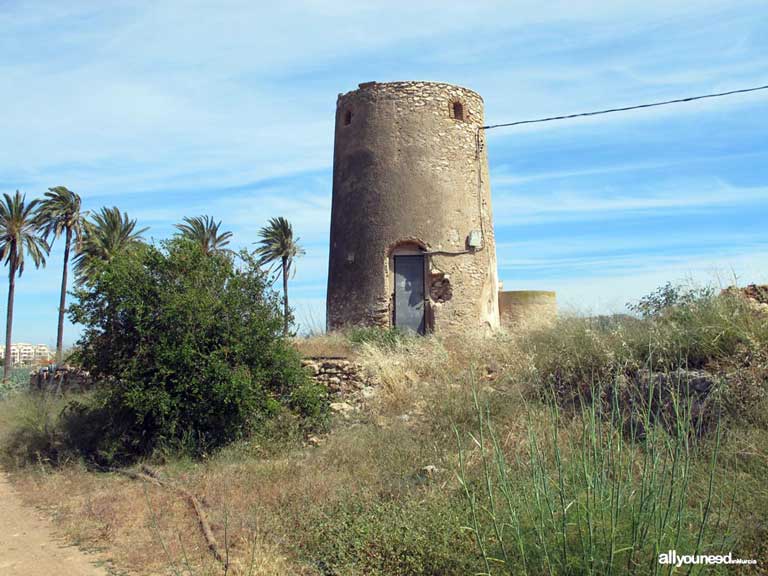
[456,373,729,575]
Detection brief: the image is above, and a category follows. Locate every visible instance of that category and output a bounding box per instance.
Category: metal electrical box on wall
[467,230,482,249]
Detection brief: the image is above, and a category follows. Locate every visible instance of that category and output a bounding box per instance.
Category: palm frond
[174,215,233,255]
[0,190,49,277]
[74,206,148,284]
[35,186,87,245]
[253,216,305,279]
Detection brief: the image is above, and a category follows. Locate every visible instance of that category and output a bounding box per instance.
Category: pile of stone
[740,284,768,304]
[619,368,721,437]
[301,356,375,420]
[301,357,373,395]
[29,365,93,394]
[301,357,378,419]
[722,284,768,314]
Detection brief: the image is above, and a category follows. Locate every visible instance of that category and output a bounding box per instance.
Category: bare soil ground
[0,472,108,575]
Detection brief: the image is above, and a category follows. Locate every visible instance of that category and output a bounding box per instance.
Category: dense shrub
[628,286,768,370]
[524,316,632,403]
[526,284,767,396]
[0,368,32,399]
[65,239,326,463]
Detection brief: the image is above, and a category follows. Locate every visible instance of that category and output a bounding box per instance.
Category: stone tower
[326,81,499,334]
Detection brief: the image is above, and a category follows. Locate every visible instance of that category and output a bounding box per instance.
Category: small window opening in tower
[344,109,353,125]
[452,101,464,121]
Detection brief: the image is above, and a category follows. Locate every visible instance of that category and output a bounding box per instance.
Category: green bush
[290,378,330,428]
[629,286,768,370]
[0,368,32,399]
[526,284,768,403]
[64,238,326,463]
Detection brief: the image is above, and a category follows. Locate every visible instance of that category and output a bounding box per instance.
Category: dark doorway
[394,254,425,334]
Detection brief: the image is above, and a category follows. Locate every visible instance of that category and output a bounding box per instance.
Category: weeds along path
[111,465,227,569]
[0,472,108,576]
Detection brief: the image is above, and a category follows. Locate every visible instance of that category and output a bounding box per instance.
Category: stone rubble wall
[29,367,93,394]
[722,284,768,314]
[302,357,379,419]
[301,357,375,397]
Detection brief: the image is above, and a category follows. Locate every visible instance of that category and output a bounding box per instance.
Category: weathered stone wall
[327,81,499,334]
[29,367,93,394]
[499,290,557,331]
[722,284,768,315]
[301,357,374,396]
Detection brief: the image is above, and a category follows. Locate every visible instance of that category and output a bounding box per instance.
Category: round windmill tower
[326,81,499,334]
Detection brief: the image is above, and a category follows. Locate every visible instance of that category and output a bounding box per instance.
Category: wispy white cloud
[504,250,768,315]
[491,151,768,186]
[492,180,768,225]
[1,0,766,343]
[2,0,765,198]
[497,231,766,259]
[499,245,767,273]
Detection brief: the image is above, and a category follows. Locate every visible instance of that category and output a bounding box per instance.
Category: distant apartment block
[0,343,53,366]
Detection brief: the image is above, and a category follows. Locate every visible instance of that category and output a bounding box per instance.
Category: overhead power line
[482,83,768,130]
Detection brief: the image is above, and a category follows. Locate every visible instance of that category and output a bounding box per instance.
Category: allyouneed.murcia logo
[658,550,757,567]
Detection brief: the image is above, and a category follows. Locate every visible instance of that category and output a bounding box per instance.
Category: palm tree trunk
[282,256,289,336]
[55,227,72,363]
[4,257,16,382]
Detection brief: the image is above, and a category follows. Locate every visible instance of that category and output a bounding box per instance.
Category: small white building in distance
[0,343,53,366]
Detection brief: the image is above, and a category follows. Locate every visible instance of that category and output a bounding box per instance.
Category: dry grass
[0,392,309,575]
[1,299,766,575]
[8,460,311,575]
[354,329,536,420]
[0,336,540,575]
[291,333,354,359]
[0,332,520,575]
[9,465,213,574]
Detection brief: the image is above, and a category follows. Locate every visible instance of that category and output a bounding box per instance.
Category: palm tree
[174,215,233,255]
[74,206,147,284]
[0,191,49,380]
[36,186,87,363]
[254,217,304,336]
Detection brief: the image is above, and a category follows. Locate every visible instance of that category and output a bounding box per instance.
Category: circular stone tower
[326,81,499,334]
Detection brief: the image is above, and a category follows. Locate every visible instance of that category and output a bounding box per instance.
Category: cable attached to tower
[481,83,768,131]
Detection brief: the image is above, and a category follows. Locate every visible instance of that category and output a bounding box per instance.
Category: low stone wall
[29,359,373,402]
[302,357,378,419]
[722,284,768,314]
[499,290,557,331]
[301,357,374,396]
[29,367,93,394]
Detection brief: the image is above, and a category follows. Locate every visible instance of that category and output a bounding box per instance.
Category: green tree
[68,238,324,462]
[0,191,49,380]
[254,217,305,336]
[36,186,87,362]
[174,215,233,255]
[74,206,147,284]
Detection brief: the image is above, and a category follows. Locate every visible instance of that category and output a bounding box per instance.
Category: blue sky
[1,0,767,346]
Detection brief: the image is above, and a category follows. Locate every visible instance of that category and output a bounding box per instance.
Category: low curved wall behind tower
[498,291,557,330]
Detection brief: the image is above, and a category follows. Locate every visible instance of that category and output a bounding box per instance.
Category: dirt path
[0,473,108,575]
